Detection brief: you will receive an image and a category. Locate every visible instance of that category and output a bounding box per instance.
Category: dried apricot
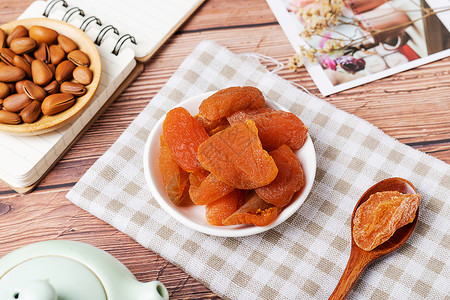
[199,86,265,121]
[228,108,308,151]
[158,135,191,206]
[353,191,421,251]
[208,124,229,136]
[227,107,273,118]
[223,192,280,226]
[189,173,235,205]
[195,114,229,135]
[197,119,278,189]
[255,144,305,207]
[163,107,209,173]
[206,190,241,226]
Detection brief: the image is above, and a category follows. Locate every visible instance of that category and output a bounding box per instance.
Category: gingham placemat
[67,40,450,299]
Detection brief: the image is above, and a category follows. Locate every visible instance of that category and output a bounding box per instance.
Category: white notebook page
[0,0,203,189]
[73,0,204,58]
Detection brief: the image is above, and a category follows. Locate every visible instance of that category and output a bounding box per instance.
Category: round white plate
[143,91,316,237]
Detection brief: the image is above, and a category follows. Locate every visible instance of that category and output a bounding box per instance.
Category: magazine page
[267,0,450,96]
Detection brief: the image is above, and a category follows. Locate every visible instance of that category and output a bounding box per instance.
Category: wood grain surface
[0,0,449,299]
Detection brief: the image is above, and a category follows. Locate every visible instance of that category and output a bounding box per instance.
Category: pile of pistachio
[0,25,94,125]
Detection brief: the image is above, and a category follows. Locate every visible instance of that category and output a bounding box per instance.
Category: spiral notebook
[0,0,205,194]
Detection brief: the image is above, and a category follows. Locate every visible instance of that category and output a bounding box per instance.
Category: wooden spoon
[329,177,419,300]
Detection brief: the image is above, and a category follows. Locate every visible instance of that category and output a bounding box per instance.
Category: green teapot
[0,240,168,300]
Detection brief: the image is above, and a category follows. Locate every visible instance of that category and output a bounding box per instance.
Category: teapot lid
[0,241,168,300]
[0,256,106,300]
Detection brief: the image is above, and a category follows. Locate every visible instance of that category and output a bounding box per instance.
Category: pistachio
[49,45,65,65]
[6,25,28,47]
[0,48,16,65]
[55,60,76,83]
[67,50,90,67]
[41,93,75,115]
[23,53,34,65]
[7,83,15,93]
[33,43,50,63]
[0,28,6,48]
[10,37,37,55]
[29,26,58,45]
[48,63,56,76]
[20,100,42,123]
[13,55,32,78]
[0,110,21,125]
[0,65,26,82]
[0,82,10,98]
[15,80,27,94]
[60,81,87,96]
[57,35,78,53]
[73,66,93,85]
[43,80,59,95]
[31,60,53,86]
[3,93,32,112]
[23,80,46,101]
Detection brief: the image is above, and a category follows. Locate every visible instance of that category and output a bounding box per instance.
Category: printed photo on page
[266,0,450,96]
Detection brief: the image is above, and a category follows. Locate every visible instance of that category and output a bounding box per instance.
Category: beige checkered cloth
[67,41,450,300]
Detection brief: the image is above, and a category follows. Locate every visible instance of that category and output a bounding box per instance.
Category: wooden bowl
[0,18,101,135]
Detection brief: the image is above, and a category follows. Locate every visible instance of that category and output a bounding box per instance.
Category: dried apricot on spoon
[353,191,420,251]
[330,177,420,299]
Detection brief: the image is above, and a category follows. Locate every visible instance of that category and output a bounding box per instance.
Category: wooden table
[0,0,449,298]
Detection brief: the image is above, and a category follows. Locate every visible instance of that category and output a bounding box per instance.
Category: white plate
[143,91,316,237]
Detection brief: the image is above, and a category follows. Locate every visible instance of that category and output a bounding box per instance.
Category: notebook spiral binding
[80,16,102,32]
[43,0,67,17]
[62,7,85,22]
[43,0,136,55]
[94,25,119,46]
[112,34,137,56]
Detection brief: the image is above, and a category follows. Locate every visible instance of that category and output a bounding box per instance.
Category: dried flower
[298,0,344,37]
[288,53,304,71]
[288,45,319,70]
[319,32,331,48]
[287,0,314,12]
[321,39,346,53]
[302,46,317,62]
[321,55,336,71]
[336,56,366,73]
[290,0,345,69]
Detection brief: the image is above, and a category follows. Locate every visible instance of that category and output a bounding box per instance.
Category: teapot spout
[135,280,169,300]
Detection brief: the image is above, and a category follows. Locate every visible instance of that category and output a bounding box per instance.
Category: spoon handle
[329,248,370,300]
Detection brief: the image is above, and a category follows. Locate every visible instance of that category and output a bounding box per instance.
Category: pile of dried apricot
[159,86,308,227]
